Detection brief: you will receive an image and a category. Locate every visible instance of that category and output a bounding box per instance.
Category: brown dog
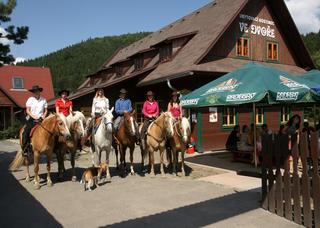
[80,163,107,191]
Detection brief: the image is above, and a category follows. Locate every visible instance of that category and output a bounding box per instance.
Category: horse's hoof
[71,176,77,182]
[181,171,186,177]
[161,173,166,178]
[149,172,156,178]
[34,183,40,190]
[25,176,31,182]
[131,172,135,176]
[47,182,53,187]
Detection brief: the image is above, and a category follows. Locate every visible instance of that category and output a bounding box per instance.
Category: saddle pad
[30,125,39,138]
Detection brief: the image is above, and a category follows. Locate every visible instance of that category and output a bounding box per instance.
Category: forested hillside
[20,32,151,94]
[302,30,320,69]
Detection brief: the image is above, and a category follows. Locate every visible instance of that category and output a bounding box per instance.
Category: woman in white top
[91,88,109,117]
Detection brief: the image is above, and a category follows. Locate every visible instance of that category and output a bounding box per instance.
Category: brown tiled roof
[137,58,306,86]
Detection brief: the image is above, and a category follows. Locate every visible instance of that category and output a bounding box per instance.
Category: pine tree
[0,0,28,65]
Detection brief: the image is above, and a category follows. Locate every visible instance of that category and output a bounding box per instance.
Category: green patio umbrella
[181,62,320,166]
[301,69,320,85]
[181,62,320,108]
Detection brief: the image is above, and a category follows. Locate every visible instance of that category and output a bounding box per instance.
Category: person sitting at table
[225,125,240,151]
[238,125,253,151]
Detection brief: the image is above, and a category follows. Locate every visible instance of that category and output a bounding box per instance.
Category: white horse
[91,107,114,180]
[56,111,86,181]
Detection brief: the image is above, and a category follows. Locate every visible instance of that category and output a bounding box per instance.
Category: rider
[167,91,182,120]
[114,88,140,144]
[22,85,48,155]
[88,88,109,133]
[55,89,73,117]
[114,88,132,131]
[140,91,159,142]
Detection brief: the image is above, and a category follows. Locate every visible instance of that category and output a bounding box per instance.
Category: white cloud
[13,57,26,64]
[285,0,320,34]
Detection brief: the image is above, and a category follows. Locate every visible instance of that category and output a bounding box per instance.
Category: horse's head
[163,112,174,137]
[178,117,191,144]
[55,113,71,140]
[102,107,114,132]
[123,110,137,137]
[68,111,86,138]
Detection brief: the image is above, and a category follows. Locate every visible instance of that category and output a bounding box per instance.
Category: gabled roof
[0,66,55,108]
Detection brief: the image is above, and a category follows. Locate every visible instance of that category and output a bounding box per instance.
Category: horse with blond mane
[141,112,174,176]
[10,113,71,190]
[56,111,86,181]
[166,117,191,176]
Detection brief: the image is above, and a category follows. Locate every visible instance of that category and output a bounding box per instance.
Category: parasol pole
[314,104,316,128]
[253,103,257,167]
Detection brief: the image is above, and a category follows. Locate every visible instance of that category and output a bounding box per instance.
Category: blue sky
[7,0,320,61]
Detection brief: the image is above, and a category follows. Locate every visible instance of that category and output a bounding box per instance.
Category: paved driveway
[0,140,301,228]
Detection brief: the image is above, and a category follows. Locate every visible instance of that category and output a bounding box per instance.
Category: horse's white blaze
[130,116,135,135]
[181,117,190,143]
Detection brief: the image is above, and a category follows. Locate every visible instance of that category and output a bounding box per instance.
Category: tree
[0,0,28,65]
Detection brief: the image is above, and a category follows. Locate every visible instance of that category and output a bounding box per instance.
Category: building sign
[202,78,241,96]
[226,93,256,102]
[209,107,218,123]
[239,14,275,38]
[279,75,309,90]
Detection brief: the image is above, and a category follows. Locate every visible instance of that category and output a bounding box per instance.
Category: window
[12,77,24,89]
[267,42,278,61]
[236,37,250,57]
[134,55,144,71]
[135,102,144,124]
[255,108,264,125]
[223,107,236,126]
[281,106,290,123]
[159,44,172,62]
[115,65,122,76]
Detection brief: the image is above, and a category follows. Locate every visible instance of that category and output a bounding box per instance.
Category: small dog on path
[80,163,107,191]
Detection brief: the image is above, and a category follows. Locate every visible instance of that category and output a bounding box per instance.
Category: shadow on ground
[101,188,261,227]
[186,151,260,173]
[0,151,62,228]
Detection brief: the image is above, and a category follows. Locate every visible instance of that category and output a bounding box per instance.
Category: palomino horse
[10,114,71,189]
[143,112,174,176]
[113,111,139,176]
[90,108,114,180]
[56,111,86,181]
[167,117,191,176]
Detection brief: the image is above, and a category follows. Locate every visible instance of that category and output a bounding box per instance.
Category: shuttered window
[267,42,278,61]
[134,55,144,71]
[159,44,172,62]
[281,106,290,123]
[236,37,250,57]
[255,108,264,125]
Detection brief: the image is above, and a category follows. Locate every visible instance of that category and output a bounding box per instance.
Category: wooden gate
[261,132,320,227]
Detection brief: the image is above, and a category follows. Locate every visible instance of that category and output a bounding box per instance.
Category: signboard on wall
[209,107,218,123]
[239,14,275,38]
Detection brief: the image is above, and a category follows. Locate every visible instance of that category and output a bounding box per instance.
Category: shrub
[0,121,22,140]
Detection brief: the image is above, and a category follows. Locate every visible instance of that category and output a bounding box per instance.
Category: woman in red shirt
[141,91,159,141]
[55,89,73,117]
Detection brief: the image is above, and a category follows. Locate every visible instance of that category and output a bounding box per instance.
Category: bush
[0,121,22,140]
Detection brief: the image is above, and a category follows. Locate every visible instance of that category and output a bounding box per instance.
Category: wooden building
[68,0,315,151]
[0,66,55,130]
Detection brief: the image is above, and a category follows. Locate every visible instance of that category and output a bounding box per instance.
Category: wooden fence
[261,131,320,228]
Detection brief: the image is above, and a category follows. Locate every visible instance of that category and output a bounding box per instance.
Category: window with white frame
[12,77,24,89]
[223,107,236,126]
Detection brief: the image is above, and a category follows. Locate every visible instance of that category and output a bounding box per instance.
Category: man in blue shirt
[114,88,132,131]
[114,88,140,145]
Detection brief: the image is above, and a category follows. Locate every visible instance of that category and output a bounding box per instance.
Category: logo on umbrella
[279,75,309,90]
[202,78,241,96]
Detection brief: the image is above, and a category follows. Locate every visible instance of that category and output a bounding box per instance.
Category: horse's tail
[9,150,25,171]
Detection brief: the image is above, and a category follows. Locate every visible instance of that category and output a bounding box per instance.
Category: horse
[56,111,86,181]
[166,117,191,176]
[113,111,139,177]
[90,107,114,181]
[142,112,174,177]
[10,113,71,190]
